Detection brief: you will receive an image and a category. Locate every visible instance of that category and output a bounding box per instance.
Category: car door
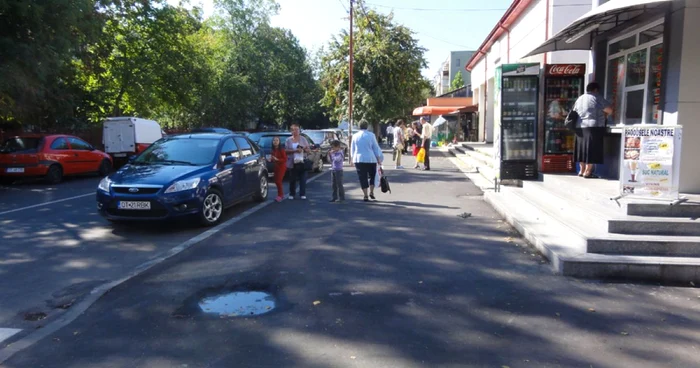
[218,138,245,204]
[234,137,258,195]
[48,137,76,174]
[68,137,100,173]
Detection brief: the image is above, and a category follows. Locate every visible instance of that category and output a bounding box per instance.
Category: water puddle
[198,291,276,317]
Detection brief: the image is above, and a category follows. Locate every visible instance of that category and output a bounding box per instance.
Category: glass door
[544,76,582,154]
[501,76,538,161]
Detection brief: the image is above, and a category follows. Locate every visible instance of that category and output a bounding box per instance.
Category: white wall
[663,2,700,193]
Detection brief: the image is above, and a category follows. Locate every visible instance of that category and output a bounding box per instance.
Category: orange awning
[412,105,479,116]
[412,106,465,116]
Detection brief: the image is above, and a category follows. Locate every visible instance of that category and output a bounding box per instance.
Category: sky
[169,0,514,81]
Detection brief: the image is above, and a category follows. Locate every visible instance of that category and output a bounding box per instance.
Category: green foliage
[319,0,429,127]
[451,70,465,91]
[0,0,327,132]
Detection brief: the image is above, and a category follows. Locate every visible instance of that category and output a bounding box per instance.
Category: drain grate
[198,291,275,317]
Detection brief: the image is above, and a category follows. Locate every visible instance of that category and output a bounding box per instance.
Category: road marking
[0,329,21,345]
[0,193,94,216]
[0,171,330,364]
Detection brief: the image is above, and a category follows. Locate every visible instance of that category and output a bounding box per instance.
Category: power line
[337,0,349,13]
[364,2,507,12]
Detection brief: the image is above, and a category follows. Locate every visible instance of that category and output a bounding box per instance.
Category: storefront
[524,0,700,192]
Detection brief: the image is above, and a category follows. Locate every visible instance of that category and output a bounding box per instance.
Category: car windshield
[0,137,43,153]
[258,136,289,150]
[305,131,326,144]
[133,138,219,166]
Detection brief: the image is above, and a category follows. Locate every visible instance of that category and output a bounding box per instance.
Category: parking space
[0,170,325,333]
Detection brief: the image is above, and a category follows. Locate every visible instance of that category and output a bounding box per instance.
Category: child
[268,136,287,202]
[328,140,345,203]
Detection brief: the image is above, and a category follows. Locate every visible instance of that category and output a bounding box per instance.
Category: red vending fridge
[542,64,586,173]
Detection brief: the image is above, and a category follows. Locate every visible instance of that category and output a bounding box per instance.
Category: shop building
[466,0,595,145]
[524,0,700,193]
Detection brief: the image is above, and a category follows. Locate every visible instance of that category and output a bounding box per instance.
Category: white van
[102,117,162,164]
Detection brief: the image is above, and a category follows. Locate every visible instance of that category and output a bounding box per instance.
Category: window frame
[234,137,253,158]
[68,137,92,151]
[220,138,241,160]
[50,137,70,150]
[604,18,664,126]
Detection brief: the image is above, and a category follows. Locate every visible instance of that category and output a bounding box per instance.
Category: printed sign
[545,64,586,77]
[619,125,682,199]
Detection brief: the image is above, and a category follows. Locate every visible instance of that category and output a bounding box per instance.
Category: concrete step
[587,235,700,257]
[536,174,626,215]
[483,180,700,283]
[447,148,497,184]
[608,216,700,236]
[627,202,700,218]
[560,253,700,283]
[460,144,495,167]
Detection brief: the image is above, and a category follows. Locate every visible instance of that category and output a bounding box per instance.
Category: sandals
[363,196,369,202]
[369,193,376,200]
[583,174,599,179]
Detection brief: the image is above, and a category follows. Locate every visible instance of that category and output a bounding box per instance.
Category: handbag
[380,175,391,193]
[565,109,579,131]
[303,157,314,171]
[416,148,426,163]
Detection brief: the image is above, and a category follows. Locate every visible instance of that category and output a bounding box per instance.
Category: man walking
[393,120,405,169]
[385,122,394,147]
[420,117,433,171]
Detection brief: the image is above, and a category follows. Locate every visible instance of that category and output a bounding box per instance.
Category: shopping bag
[380,175,391,193]
[412,144,419,156]
[373,165,382,187]
[416,148,425,163]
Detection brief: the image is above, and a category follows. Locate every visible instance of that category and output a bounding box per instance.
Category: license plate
[6,168,24,173]
[117,201,151,210]
[113,153,127,157]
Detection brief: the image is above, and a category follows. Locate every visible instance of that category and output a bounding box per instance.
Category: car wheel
[200,189,224,226]
[46,164,63,184]
[253,175,268,202]
[98,159,111,176]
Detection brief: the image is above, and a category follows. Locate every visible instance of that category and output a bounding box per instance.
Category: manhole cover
[198,291,275,317]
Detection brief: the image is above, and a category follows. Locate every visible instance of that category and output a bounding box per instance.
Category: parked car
[103,117,163,167]
[0,134,112,184]
[247,132,323,176]
[320,129,349,157]
[232,131,250,136]
[96,133,268,226]
[191,127,234,134]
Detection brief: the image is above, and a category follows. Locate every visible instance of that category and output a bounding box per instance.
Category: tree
[318,1,429,128]
[451,70,465,91]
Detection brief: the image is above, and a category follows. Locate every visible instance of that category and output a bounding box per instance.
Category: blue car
[96,133,268,226]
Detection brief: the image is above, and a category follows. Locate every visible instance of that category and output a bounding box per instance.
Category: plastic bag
[373,165,382,187]
[416,148,425,163]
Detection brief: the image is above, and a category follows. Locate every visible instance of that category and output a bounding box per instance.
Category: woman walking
[573,82,612,178]
[351,120,384,202]
[285,123,311,199]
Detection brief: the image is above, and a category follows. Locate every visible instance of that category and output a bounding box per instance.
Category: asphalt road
[0,170,321,339]
[3,153,700,367]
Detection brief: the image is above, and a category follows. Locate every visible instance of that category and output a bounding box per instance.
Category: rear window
[258,136,289,149]
[0,137,43,153]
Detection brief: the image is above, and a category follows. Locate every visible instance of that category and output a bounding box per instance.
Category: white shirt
[386,126,394,135]
[421,123,433,140]
[393,126,404,147]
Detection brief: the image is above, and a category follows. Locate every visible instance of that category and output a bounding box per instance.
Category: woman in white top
[351,120,384,202]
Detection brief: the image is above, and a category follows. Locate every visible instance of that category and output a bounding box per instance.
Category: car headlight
[98,177,112,192]
[165,178,201,193]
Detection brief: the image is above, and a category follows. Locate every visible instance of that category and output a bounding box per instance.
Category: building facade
[434,51,477,96]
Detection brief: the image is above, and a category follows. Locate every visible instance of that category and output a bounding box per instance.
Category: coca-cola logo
[548,64,584,75]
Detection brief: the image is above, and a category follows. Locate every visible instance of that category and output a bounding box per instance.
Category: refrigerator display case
[498,63,540,180]
[542,64,586,172]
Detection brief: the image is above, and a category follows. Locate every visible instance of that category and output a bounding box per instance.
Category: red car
[0,134,112,184]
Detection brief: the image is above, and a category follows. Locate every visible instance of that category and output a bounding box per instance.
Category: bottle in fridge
[496,63,540,180]
[542,64,586,173]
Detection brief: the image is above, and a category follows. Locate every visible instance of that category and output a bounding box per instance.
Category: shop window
[605,19,664,125]
[625,49,647,87]
[646,44,663,124]
[609,35,636,55]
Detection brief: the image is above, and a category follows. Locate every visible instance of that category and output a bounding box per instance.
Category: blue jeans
[288,163,307,197]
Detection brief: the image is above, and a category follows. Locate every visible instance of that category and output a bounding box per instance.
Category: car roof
[170,133,247,140]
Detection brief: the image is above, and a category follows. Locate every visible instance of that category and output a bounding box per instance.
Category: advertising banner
[619,125,682,199]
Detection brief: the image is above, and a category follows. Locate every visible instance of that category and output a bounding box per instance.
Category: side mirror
[223,156,237,165]
[89,145,96,151]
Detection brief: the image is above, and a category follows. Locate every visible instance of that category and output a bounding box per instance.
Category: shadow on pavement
[4,156,700,368]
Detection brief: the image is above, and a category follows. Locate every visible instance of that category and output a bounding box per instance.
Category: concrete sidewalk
[4,154,700,368]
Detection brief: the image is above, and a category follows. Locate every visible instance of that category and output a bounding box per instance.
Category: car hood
[109,164,211,185]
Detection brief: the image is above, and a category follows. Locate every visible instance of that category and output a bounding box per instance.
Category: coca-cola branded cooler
[541,64,586,173]
[497,63,540,180]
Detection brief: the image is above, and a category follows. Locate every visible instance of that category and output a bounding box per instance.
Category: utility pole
[348,0,354,151]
